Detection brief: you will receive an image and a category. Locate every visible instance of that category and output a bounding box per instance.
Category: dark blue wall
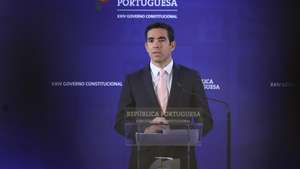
[0,0,298,169]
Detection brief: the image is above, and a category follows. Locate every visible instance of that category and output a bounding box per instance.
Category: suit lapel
[142,66,160,108]
[167,64,182,109]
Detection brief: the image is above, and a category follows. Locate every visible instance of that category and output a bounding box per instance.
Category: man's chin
[152,59,163,64]
[151,56,163,61]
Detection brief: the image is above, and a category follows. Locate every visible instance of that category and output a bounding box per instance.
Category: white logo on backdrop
[50,78,221,90]
[270,81,296,88]
[116,0,178,19]
[117,0,178,7]
[202,78,221,90]
[51,81,122,87]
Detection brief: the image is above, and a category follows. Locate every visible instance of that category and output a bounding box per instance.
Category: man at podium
[114,22,213,169]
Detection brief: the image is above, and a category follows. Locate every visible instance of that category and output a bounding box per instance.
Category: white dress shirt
[150,60,173,95]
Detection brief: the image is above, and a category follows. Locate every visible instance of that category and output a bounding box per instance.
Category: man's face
[145,28,176,67]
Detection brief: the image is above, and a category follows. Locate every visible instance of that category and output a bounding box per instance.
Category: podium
[117,99,231,169]
[125,119,203,169]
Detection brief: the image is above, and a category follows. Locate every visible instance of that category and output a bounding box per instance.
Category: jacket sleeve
[191,71,213,136]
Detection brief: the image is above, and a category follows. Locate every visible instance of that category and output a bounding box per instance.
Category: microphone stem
[227,110,231,169]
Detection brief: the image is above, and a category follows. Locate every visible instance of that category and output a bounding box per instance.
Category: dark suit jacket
[114,63,213,169]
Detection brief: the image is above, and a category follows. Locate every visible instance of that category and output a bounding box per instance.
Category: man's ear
[145,42,148,51]
[171,41,176,51]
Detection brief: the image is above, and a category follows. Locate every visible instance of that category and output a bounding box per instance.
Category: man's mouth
[152,51,161,54]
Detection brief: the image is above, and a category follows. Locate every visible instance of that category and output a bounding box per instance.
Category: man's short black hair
[145,22,175,42]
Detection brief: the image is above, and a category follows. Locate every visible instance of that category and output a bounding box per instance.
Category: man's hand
[144,117,169,133]
[151,117,168,124]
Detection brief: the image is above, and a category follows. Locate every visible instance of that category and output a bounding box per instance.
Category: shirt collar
[150,59,173,76]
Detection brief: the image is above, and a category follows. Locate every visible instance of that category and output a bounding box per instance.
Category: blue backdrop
[0,0,298,169]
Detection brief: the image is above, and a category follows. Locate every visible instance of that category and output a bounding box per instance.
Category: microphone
[176,81,232,169]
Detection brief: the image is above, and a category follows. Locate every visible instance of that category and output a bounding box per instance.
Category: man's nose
[153,40,160,48]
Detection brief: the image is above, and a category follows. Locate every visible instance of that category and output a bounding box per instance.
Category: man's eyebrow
[147,36,167,39]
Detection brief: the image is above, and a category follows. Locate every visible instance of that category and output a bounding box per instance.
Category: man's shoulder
[124,66,148,81]
[124,64,200,79]
[175,64,199,75]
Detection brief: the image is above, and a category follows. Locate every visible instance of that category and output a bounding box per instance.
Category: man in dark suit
[114,22,213,169]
